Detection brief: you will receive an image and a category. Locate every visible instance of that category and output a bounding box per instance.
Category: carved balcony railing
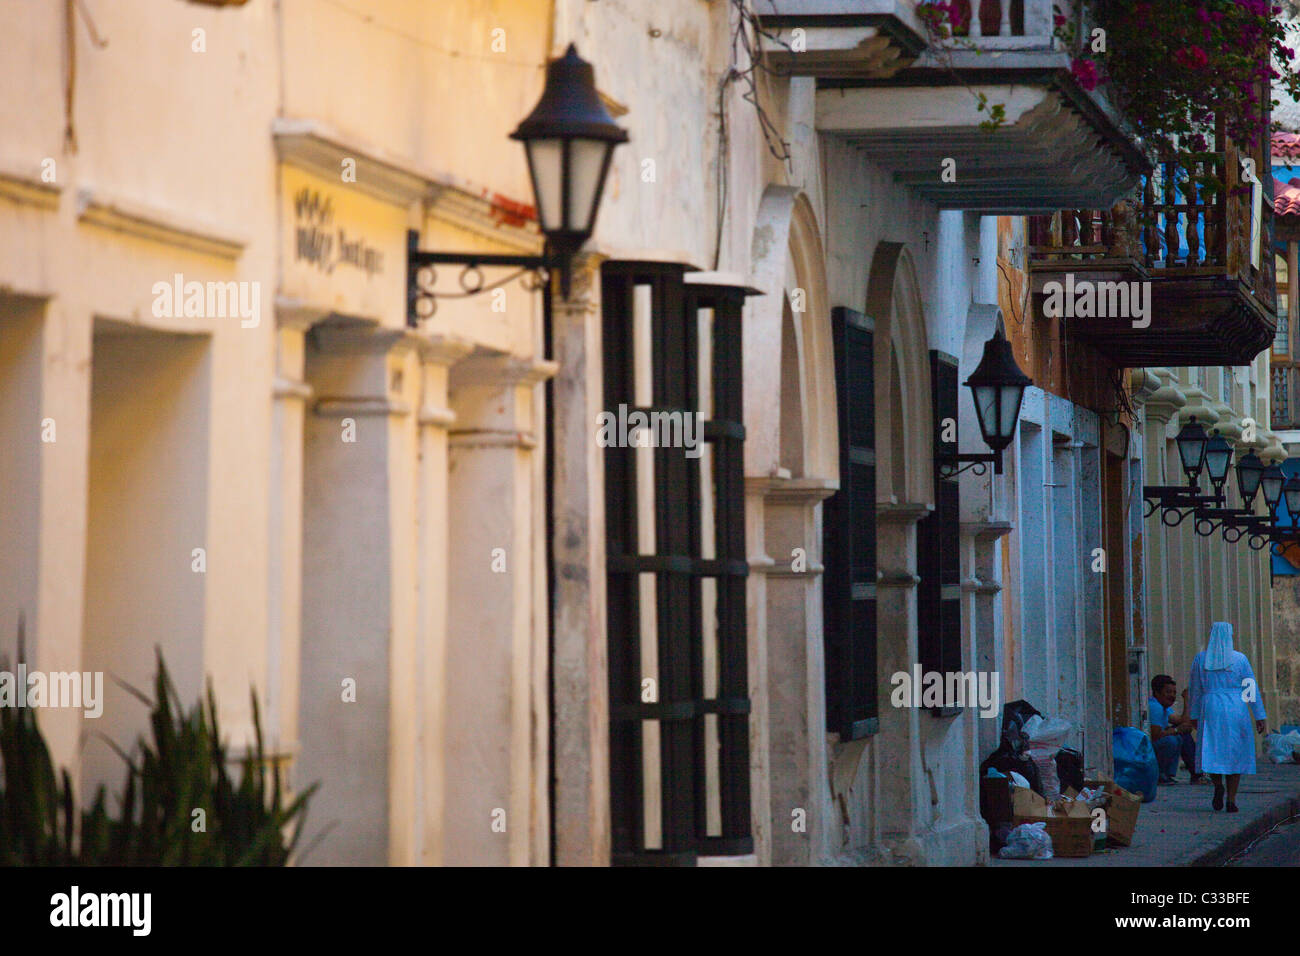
[1026,129,1276,366]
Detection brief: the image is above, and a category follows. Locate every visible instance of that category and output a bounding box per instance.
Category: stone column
[753,477,836,865]
[444,352,556,866]
[297,320,423,866]
[414,335,473,865]
[549,253,612,866]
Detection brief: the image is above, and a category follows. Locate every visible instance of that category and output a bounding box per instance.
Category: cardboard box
[1084,777,1141,847]
[1010,786,1095,858]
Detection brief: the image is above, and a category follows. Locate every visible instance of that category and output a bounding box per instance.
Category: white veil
[1205,621,1234,671]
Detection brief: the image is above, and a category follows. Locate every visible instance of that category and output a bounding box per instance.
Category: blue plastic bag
[1113,726,1159,803]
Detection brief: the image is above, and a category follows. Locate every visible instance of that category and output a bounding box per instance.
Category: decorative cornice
[420,334,476,367]
[759,477,840,505]
[448,428,537,450]
[418,405,456,429]
[450,354,558,388]
[1210,402,1242,442]
[877,500,932,525]
[961,519,1014,543]
[314,397,411,418]
[76,187,246,260]
[0,163,60,211]
[309,319,423,357]
[274,296,333,331]
[1178,386,1218,428]
[273,117,542,252]
[273,376,312,401]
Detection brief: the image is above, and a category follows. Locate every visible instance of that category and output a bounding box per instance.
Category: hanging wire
[714,0,795,268]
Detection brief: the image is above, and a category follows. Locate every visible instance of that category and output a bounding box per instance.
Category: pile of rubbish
[980,700,1142,860]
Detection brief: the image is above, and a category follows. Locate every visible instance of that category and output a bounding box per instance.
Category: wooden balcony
[767,0,1147,212]
[1027,139,1276,367]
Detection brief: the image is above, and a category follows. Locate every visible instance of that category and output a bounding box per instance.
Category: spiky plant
[0,645,317,865]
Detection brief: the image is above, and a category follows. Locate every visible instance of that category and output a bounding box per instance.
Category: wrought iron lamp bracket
[406,230,560,327]
[936,452,999,480]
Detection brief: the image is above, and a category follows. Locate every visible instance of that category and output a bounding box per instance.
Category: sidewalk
[993,763,1300,866]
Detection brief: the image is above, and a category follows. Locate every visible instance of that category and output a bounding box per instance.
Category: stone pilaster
[549,253,612,866]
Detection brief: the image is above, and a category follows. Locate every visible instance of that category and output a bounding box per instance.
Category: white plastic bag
[1008,771,1031,790]
[998,822,1054,860]
[1265,732,1294,765]
[1025,716,1073,801]
[1022,714,1044,741]
[1027,716,1072,751]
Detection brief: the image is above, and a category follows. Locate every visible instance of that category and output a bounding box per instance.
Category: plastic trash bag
[1029,750,1062,802]
[1025,716,1072,801]
[981,736,1045,796]
[1113,726,1159,803]
[1001,700,1043,752]
[1022,714,1045,742]
[1055,747,1085,794]
[998,822,1053,860]
[1009,771,1031,790]
[1027,716,1072,751]
[1265,732,1294,765]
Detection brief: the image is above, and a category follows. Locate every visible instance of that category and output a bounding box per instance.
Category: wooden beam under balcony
[816,81,1145,213]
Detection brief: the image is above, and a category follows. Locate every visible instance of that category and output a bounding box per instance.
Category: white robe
[1189,649,1266,774]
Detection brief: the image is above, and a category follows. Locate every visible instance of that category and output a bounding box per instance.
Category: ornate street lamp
[1285,473,1300,519]
[1236,450,1264,507]
[1203,435,1233,493]
[407,43,628,320]
[937,327,1032,478]
[511,44,628,269]
[1175,417,1209,484]
[1261,462,1286,515]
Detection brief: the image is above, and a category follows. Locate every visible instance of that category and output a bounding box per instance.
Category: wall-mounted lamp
[407,44,628,323]
[937,327,1032,478]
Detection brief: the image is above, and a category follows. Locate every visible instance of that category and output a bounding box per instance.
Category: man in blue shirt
[1149,674,1207,785]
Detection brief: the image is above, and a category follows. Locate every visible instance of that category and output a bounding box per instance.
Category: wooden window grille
[602,261,753,865]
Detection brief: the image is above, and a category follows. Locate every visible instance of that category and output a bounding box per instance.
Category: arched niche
[866,242,932,508]
[747,186,838,482]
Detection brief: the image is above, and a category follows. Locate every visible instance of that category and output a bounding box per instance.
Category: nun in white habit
[1189,621,1267,812]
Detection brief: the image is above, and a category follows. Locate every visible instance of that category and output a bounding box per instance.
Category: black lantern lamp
[1285,472,1300,520]
[1261,462,1286,515]
[937,327,1032,478]
[511,44,628,271]
[1203,435,1233,493]
[407,43,628,321]
[1175,417,1210,485]
[1236,450,1264,507]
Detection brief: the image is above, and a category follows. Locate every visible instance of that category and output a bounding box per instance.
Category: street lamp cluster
[1143,417,1298,553]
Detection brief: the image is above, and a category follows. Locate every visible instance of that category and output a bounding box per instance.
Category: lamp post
[407,43,628,322]
[936,326,1032,478]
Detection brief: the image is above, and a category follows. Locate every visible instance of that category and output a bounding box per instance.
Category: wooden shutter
[824,306,878,739]
[918,350,962,714]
